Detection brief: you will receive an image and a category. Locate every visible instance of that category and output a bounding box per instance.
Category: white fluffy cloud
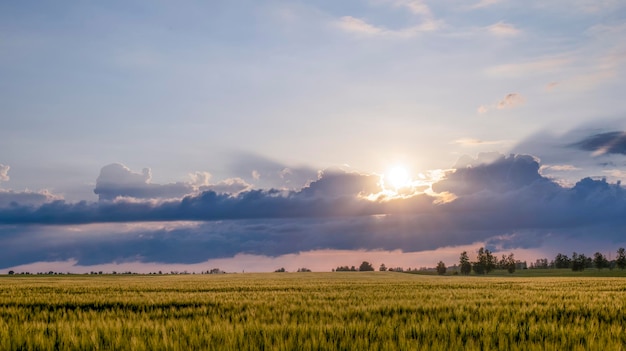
[0,164,9,182]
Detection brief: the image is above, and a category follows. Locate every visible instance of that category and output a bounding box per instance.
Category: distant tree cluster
[334,266,357,272]
[334,261,375,272]
[448,247,626,274]
[451,248,524,275]
[202,268,225,274]
[530,248,626,271]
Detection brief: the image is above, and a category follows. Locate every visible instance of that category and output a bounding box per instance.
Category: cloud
[0,164,9,182]
[0,170,385,225]
[497,93,525,109]
[227,153,318,190]
[389,0,432,16]
[541,164,581,172]
[93,163,253,201]
[299,170,381,198]
[94,163,194,201]
[2,153,626,268]
[3,153,626,269]
[433,154,546,195]
[205,178,252,194]
[189,171,211,187]
[570,0,623,13]
[336,0,440,38]
[468,0,502,9]
[571,131,626,156]
[453,138,508,147]
[511,124,626,187]
[478,93,525,113]
[486,21,521,37]
[337,16,385,35]
[486,30,625,92]
[0,189,61,208]
[603,169,626,180]
[337,16,439,37]
[545,82,560,90]
[0,163,63,208]
[486,57,571,78]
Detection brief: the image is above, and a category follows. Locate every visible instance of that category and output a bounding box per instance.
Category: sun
[386,166,411,189]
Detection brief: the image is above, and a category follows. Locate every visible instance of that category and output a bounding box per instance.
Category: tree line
[440,247,626,275]
[334,261,376,272]
[453,248,519,275]
[533,248,626,271]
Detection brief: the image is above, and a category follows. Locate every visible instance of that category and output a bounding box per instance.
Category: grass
[1,272,625,350]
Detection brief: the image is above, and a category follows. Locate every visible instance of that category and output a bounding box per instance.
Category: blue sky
[1,0,626,272]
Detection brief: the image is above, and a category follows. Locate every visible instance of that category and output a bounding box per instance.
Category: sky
[1,0,626,273]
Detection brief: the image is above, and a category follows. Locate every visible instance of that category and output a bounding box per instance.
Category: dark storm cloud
[511,124,626,185]
[2,154,626,268]
[433,154,546,195]
[2,155,626,230]
[0,215,511,267]
[0,170,392,224]
[571,131,626,155]
[512,124,626,162]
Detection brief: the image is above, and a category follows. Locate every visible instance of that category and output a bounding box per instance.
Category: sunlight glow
[386,166,410,189]
[362,166,449,202]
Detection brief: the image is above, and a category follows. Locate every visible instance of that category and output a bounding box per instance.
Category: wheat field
[1,273,625,350]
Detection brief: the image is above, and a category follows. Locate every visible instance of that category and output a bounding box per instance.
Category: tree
[297,268,311,272]
[436,261,447,275]
[554,253,571,269]
[571,252,587,271]
[8,270,14,275]
[616,248,626,270]
[503,253,516,274]
[532,258,548,269]
[498,254,507,270]
[359,261,374,271]
[472,247,496,275]
[593,252,609,270]
[274,267,286,272]
[379,263,387,272]
[460,251,472,275]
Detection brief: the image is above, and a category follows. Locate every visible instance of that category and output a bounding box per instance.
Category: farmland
[1,273,625,350]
